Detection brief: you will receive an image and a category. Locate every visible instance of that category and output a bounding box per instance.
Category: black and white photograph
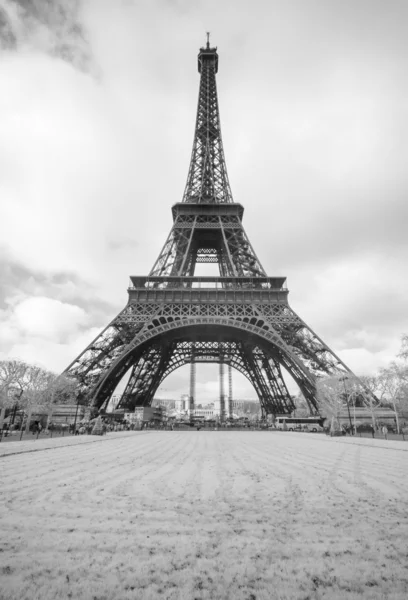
[1,1,407,599]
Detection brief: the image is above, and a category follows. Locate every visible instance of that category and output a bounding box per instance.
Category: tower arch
[90,319,316,413]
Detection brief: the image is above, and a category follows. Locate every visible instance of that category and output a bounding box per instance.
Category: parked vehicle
[275,417,325,432]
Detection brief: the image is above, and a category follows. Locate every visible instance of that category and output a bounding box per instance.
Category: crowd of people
[1,417,406,441]
[73,420,148,434]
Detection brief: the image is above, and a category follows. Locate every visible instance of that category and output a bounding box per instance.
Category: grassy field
[0,431,407,600]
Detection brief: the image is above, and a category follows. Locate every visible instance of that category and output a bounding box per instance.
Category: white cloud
[1,323,102,373]
[12,296,88,340]
[0,295,95,371]
[338,347,399,377]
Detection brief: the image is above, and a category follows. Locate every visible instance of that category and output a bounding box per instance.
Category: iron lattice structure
[64,40,354,417]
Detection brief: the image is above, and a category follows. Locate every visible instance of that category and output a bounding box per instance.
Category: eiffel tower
[64,38,354,418]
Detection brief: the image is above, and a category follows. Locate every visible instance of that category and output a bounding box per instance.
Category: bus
[274,416,325,432]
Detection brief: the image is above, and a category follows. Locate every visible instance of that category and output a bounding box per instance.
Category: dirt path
[0,431,407,600]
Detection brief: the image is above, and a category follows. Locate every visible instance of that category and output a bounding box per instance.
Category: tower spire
[182,37,233,204]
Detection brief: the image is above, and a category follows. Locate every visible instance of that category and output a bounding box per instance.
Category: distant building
[174,398,184,411]
[335,407,396,426]
[124,405,167,424]
[150,396,260,420]
[191,408,218,419]
[152,398,176,409]
[231,400,261,418]
[106,395,121,412]
[47,404,88,424]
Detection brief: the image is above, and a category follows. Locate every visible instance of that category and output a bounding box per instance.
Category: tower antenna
[206,31,210,48]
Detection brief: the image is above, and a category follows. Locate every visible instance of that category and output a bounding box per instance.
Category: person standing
[381,425,388,440]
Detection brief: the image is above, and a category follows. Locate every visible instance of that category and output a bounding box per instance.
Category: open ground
[0,432,407,600]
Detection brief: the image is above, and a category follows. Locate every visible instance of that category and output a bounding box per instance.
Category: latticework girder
[149,211,266,279]
[182,42,232,204]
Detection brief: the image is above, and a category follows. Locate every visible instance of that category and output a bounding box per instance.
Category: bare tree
[342,376,363,433]
[20,365,56,433]
[43,374,78,428]
[397,334,408,362]
[377,363,408,434]
[358,374,382,429]
[0,360,28,428]
[316,374,368,433]
[316,376,345,432]
[1,359,81,434]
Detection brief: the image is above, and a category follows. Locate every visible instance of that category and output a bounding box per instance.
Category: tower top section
[198,33,218,73]
[183,40,233,204]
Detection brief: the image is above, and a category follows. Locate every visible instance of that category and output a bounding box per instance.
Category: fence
[1,423,407,442]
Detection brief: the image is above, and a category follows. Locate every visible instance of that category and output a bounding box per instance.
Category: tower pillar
[189,349,196,419]
[219,355,226,422]
[228,363,233,419]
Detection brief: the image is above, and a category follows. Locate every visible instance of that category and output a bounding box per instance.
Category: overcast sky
[1,0,407,402]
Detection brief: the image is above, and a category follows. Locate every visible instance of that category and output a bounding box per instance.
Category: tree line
[316,334,408,433]
[0,361,78,433]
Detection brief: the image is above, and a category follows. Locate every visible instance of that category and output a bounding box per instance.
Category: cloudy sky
[1,0,407,402]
